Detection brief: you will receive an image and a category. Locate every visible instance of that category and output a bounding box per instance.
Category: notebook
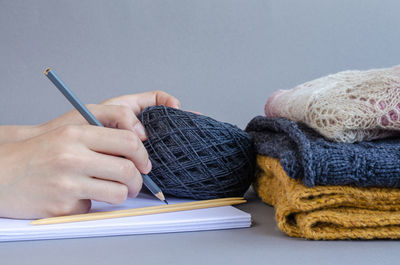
[0,193,251,242]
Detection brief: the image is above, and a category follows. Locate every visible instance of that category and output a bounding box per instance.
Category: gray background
[1,0,399,264]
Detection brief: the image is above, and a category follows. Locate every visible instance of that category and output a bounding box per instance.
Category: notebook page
[0,193,251,242]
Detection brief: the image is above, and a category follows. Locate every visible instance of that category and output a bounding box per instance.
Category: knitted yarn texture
[246,116,400,187]
[265,65,400,143]
[138,106,255,200]
[255,156,400,240]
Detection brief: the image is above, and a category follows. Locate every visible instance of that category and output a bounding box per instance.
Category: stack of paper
[0,193,251,242]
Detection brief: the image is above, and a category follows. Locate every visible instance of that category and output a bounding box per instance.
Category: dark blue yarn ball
[138,106,255,200]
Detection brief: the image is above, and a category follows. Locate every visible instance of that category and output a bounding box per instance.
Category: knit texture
[138,106,255,200]
[265,65,400,143]
[246,116,400,187]
[255,155,400,240]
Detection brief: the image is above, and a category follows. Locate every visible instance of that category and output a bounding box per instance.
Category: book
[0,193,251,242]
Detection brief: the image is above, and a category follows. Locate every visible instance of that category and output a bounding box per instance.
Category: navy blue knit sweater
[246,116,400,187]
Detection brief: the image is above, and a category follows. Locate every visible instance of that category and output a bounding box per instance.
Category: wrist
[0,125,43,144]
[23,124,44,139]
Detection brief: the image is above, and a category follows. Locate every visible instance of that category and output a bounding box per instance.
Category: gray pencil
[44,67,168,204]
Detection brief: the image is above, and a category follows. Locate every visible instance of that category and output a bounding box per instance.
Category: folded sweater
[255,155,400,240]
[246,116,400,187]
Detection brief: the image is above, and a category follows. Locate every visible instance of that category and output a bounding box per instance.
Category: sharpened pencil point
[154,191,167,204]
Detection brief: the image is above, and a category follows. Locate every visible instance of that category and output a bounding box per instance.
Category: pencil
[31,197,246,225]
[44,67,168,204]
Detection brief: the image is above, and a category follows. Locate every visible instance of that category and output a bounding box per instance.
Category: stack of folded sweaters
[246,65,400,240]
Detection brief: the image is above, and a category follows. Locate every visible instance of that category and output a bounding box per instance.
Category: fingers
[102,90,181,114]
[43,199,92,218]
[132,122,147,141]
[99,91,181,140]
[88,104,148,140]
[79,177,130,204]
[149,90,181,109]
[81,151,143,197]
[88,104,135,131]
[74,125,151,174]
[41,91,180,142]
[58,199,92,216]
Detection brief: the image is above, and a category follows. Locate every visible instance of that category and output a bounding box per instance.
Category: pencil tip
[164,199,169,205]
[44,67,51,75]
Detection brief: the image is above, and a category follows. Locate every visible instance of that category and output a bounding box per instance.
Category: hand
[41,90,180,140]
[101,90,180,140]
[0,90,180,218]
[0,90,180,144]
[0,125,150,219]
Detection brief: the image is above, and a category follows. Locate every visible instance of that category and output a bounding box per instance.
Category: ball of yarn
[138,106,255,200]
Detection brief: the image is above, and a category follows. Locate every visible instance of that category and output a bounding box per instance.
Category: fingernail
[144,159,152,173]
[133,123,146,139]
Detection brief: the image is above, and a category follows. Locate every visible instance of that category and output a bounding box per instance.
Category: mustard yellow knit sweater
[255,155,400,240]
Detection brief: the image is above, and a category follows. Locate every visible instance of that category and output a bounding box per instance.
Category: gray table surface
[1,1,400,264]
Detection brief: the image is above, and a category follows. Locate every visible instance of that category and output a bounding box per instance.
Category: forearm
[0,125,42,144]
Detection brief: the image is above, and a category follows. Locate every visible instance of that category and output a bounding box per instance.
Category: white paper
[0,193,251,242]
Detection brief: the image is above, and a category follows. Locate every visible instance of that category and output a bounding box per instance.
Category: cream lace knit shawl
[265,65,400,142]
